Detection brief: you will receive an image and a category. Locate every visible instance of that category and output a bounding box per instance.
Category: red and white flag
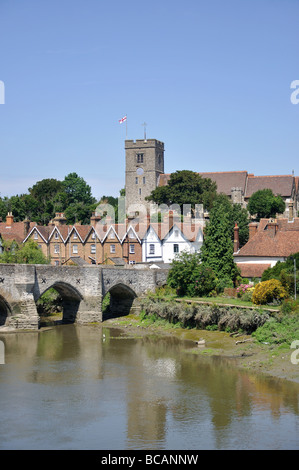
[119,115,127,124]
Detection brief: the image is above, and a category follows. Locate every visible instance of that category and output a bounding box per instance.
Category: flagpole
[126,114,127,139]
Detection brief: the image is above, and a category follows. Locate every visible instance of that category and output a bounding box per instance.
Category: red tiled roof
[235,218,299,258]
[0,221,36,244]
[236,263,271,278]
[245,175,294,198]
[198,171,248,195]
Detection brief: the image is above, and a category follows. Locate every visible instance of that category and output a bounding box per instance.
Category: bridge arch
[0,294,12,327]
[36,281,84,324]
[103,282,137,319]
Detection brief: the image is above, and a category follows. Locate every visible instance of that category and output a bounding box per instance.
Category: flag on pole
[119,115,127,124]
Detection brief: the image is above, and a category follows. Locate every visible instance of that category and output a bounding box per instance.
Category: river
[0,323,298,450]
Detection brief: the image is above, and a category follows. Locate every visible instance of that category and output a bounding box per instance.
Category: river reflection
[0,325,298,450]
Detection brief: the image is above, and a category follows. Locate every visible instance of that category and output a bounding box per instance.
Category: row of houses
[0,212,204,267]
[1,210,299,280]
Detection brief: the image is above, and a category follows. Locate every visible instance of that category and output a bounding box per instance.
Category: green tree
[247,189,285,220]
[62,172,95,206]
[167,251,217,297]
[0,239,49,264]
[262,252,299,296]
[28,178,65,224]
[200,194,240,282]
[146,170,217,213]
[231,201,249,248]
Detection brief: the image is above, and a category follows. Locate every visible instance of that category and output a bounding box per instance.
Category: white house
[142,219,204,264]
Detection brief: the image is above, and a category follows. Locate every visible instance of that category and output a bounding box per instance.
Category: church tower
[125,138,165,215]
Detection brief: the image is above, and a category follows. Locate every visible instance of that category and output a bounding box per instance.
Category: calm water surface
[0,324,298,450]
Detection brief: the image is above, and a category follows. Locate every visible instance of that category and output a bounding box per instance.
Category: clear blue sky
[0,0,298,200]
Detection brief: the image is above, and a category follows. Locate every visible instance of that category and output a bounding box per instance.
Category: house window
[91,232,95,239]
[55,232,59,239]
[135,177,138,184]
[110,244,116,253]
[136,153,144,163]
[173,244,179,253]
[109,232,115,239]
[73,244,78,254]
[34,232,38,240]
[54,245,60,254]
[129,260,136,265]
[91,244,96,254]
[73,233,78,239]
[139,188,141,196]
[149,244,155,255]
[143,176,146,184]
[174,230,179,238]
[129,244,135,254]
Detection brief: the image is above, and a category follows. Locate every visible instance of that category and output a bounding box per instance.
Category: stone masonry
[0,264,168,330]
[125,139,165,215]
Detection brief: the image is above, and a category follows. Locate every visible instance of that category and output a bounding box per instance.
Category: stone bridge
[0,264,168,330]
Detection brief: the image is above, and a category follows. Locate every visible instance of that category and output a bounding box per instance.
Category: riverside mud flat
[103,315,299,385]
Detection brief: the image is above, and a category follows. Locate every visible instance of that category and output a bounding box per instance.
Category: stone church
[124,137,298,218]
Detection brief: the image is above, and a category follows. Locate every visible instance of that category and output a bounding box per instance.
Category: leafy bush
[253,314,299,345]
[167,252,217,297]
[215,276,234,293]
[36,288,62,315]
[262,252,299,297]
[252,279,288,305]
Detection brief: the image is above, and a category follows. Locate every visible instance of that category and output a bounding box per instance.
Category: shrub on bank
[140,298,270,334]
[252,279,288,305]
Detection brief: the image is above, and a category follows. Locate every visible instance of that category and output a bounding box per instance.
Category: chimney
[6,212,13,226]
[90,212,102,227]
[266,219,278,237]
[53,212,66,226]
[234,223,239,253]
[249,222,258,239]
[24,219,31,237]
[168,210,173,227]
[288,200,294,222]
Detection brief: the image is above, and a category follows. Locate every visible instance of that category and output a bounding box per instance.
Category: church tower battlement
[125,139,164,215]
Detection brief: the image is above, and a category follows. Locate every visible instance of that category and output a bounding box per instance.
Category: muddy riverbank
[103,314,299,385]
